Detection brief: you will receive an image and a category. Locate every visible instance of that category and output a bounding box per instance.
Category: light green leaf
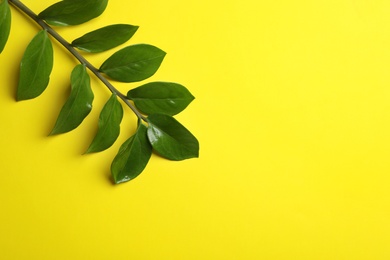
[38,0,108,26]
[127,82,195,116]
[86,93,123,153]
[72,24,139,53]
[99,44,166,82]
[0,0,11,53]
[50,64,94,135]
[17,30,53,101]
[111,124,152,184]
[147,114,199,161]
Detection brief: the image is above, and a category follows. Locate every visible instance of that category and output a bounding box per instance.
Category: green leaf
[111,124,152,184]
[38,0,108,26]
[50,64,94,135]
[99,44,166,82]
[147,114,199,161]
[17,30,53,101]
[72,24,139,53]
[127,82,195,116]
[0,0,11,53]
[86,93,123,153]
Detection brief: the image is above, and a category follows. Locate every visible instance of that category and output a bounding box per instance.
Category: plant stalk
[8,0,146,121]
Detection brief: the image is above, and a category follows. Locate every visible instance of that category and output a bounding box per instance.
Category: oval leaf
[0,0,11,53]
[50,64,94,135]
[86,93,123,153]
[127,82,195,116]
[38,0,108,26]
[72,24,139,53]
[17,30,53,101]
[147,114,199,160]
[111,124,152,184]
[99,44,166,82]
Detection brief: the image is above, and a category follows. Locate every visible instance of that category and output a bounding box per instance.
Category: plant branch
[8,0,146,121]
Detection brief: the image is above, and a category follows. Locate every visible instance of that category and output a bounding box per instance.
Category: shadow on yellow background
[1,0,390,259]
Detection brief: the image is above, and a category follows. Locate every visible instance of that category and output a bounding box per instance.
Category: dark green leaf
[86,93,123,153]
[0,0,11,53]
[100,44,166,82]
[17,30,53,101]
[127,82,195,116]
[147,114,199,160]
[72,24,139,53]
[38,0,108,26]
[50,64,94,135]
[111,124,152,184]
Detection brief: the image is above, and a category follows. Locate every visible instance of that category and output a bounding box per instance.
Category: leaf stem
[8,0,146,121]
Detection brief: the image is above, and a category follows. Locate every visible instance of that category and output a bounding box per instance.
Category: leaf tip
[48,130,57,136]
[48,125,62,136]
[15,93,31,102]
[84,146,102,154]
[112,175,130,185]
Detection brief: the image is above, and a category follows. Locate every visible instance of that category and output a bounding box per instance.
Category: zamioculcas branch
[0,0,199,184]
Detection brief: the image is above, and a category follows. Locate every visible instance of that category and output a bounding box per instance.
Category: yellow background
[1,0,390,259]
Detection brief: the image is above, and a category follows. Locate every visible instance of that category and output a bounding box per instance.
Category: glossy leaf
[111,124,152,184]
[147,114,199,160]
[86,93,123,153]
[38,0,108,26]
[50,64,94,135]
[100,44,166,82]
[127,82,195,116]
[72,24,139,53]
[0,0,11,53]
[17,30,53,101]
